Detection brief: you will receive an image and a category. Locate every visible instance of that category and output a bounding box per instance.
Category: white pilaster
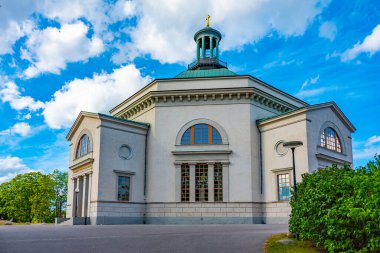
[189,164,195,202]
[222,163,229,202]
[208,163,214,202]
[175,164,181,202]
[82,174,87,217]
[87,172,92,217]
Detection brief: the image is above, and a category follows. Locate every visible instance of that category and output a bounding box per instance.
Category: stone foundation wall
[86,201,291,225]
[262,202,291,224]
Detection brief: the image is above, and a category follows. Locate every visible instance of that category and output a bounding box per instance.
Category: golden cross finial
[206,15,210,27]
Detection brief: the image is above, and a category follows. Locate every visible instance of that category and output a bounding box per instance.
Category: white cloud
[43,64,151,129]
[0,80,44,111]
[366,135,380,147]
[0,122,32,137]
[23,22,104,78]
[295,87,326,99]
[301,75,320,89]
[319,21,337,41]
[0,155,37,183]
[0,156,26,171]
[341,24,380,62]
[114,0,329,64]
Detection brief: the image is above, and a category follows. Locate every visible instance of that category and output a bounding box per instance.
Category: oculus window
[76,134,92,158]
[181,124,222,145]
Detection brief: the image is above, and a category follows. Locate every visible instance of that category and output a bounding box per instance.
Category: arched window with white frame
[320,127,342,153]
[76,134,92,158]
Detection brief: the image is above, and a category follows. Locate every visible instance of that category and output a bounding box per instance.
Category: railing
[188,58,228,70]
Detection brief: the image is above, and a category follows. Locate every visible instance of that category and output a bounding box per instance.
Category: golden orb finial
[206,15,210,27]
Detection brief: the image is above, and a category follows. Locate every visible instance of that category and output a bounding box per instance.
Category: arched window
[181,124,222,145]
[76,134,92,158]
[320,127,342,152]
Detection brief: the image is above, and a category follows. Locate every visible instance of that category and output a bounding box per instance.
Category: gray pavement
[0,224,288,253]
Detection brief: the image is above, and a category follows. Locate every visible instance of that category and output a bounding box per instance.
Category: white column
[189,164,196,202]
[82,174,88,217]
[71,178,77,217]
[87,173,92,217]
[77,176,84,217]
[208,163,214,202]
[175,164,181,202]
[222,163,229,202]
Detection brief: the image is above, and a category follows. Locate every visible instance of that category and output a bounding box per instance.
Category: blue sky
[0,0,379,182]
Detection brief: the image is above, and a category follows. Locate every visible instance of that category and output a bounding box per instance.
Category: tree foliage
[289,155,380,253]
[0,170,68,223]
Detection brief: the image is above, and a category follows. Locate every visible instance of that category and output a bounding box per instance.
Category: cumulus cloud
[114,0,329,64]
[0,155,36,183]
[43,64,151,129]
[0,81,44,111]
[0,122,32,137]
[22,22,104,78]
[341,24,380,62]
[319,21,337,41]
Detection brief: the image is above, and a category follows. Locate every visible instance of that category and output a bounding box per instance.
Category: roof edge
[66,111,149,141]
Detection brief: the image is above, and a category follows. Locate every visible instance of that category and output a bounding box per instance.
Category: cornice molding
[114,87,298,119]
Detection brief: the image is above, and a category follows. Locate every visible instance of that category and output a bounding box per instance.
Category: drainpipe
[143,125,150,225]
[144,125,150,198]
[256,121,263,195]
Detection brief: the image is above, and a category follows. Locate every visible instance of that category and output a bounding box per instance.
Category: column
[77,176,84,217]
[196,39,200,61]
[208,163,214,202]
[222,163,229,202]
[175,164,181,202]
[189,164,196,202]
[216,39,219,58]
[209,36,214,58]
[87,173,92,217]
[82,174,88,217]
[201,36,205,58]
[72,178,77,217]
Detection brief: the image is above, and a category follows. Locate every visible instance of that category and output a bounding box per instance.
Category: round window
[118,145,132,160]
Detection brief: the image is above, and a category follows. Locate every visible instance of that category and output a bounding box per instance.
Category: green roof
[175,68,237,79]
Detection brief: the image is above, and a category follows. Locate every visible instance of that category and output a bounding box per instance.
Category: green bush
[289,155,380,253]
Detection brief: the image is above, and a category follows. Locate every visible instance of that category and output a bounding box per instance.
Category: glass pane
[118,176,130,201]
[181,129,191,144]
[277,174,290,201]
[195,164,208,201]
[212,127,222,144]
[194,124,209,144]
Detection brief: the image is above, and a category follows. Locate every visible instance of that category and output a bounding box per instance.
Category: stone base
[67,201,291,225]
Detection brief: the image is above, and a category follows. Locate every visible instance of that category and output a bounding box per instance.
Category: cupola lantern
[188,15,228,70]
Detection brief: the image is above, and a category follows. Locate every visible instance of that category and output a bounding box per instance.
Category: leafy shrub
[289,155,380,253]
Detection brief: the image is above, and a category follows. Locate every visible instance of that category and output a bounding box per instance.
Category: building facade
[63,23,355,225]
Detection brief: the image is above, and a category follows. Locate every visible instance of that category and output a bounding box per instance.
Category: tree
[289,155,380,252]
[50,170,68,218]
[0,172,55,222]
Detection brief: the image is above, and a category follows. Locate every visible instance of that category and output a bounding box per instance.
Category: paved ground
[0,224,288,253]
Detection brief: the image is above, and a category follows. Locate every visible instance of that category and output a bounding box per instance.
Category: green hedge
[289,156,380,253]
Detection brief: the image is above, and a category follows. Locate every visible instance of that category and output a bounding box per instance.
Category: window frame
[180,164,190,202]
[320,127,342,153]
[114,170,135,202]
[195,163,209,202]
[181,124,222,145]
[214,163,223,202]
[75,134,92,159]
[117,175,131,202]
[277,173,291,201]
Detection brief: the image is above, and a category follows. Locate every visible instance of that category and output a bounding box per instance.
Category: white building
[64,23,355,225]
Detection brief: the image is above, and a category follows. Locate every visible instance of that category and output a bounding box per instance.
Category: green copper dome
[175,68,237,79]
